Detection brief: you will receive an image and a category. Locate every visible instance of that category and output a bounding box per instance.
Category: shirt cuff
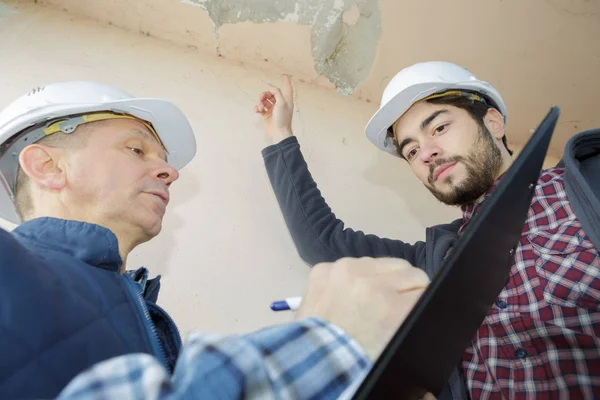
[57,317,371,400]
[261,136,299,158]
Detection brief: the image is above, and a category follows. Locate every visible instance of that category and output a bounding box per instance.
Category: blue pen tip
[270,301,290,311]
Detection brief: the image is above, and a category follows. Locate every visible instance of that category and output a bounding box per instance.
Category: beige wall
[20,0,600,159]
[0,2,462,337]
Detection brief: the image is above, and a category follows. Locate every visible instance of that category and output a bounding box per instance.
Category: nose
[419,138,443,164]
[155,162,179,187]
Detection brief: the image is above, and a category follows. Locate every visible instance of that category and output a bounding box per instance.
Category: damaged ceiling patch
[183,0,381,95]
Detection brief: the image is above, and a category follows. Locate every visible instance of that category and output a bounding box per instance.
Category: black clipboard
[351,107,560,399]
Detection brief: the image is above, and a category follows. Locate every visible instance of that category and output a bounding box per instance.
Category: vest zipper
[150,301,183,351]
[124,276,170,371]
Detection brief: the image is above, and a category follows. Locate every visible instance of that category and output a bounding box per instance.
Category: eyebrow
[397,109,450,157]
[127,129,168,162]
[421,109,449,131]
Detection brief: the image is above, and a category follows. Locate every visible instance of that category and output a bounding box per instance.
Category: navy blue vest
[0,217,181,398]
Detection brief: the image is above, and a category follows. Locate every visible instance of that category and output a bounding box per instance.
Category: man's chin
[144,219,163,238]
[428,185,487,207]
[425,182,469,206]
[427,179,455,200]
[428,189,461,206]
[135,212,164,241]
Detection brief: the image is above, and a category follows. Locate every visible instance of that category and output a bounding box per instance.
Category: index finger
[281,75,294,105]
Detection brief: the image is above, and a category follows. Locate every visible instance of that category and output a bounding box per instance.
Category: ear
[18,144,67,191]
[483,108,506,141]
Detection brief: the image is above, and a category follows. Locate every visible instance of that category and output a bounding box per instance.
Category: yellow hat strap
[43,112,165,150]
[423,89,486,104]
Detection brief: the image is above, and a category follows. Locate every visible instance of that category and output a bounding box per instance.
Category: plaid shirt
[460,167,600,399]
[56,317,370,400]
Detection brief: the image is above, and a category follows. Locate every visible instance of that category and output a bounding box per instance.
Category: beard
[426,126,503,206]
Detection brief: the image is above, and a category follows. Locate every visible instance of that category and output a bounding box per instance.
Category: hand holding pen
[266,257,430,361]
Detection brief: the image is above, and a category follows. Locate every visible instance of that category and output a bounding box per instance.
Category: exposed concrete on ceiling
[183,0,381,95]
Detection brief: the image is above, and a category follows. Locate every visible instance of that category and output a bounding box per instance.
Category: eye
[433,123,449,135]
[406,147,419,161]
[129,147,144,157]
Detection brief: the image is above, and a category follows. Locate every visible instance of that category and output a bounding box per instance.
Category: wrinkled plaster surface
[183,0,381,95]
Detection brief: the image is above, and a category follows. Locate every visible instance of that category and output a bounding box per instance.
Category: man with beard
[255,61,600,399]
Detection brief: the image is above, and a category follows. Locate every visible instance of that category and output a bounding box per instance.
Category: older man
[0,81,429,399]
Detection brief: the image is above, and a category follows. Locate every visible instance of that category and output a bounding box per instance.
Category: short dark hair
[387,93,513,158]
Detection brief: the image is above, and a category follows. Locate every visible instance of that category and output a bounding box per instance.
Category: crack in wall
[182,0,381,95]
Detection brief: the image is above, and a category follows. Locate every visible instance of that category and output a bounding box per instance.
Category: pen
[270,296,302,311]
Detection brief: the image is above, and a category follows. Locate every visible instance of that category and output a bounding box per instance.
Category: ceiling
[24,0,600,157]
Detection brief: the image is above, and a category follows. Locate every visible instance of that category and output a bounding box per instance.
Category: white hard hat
[365,61,507,156]
[0,81,197,224]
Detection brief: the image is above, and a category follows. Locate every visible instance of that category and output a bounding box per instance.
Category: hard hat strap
[423,90,487,104]
[0,111,164,198]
